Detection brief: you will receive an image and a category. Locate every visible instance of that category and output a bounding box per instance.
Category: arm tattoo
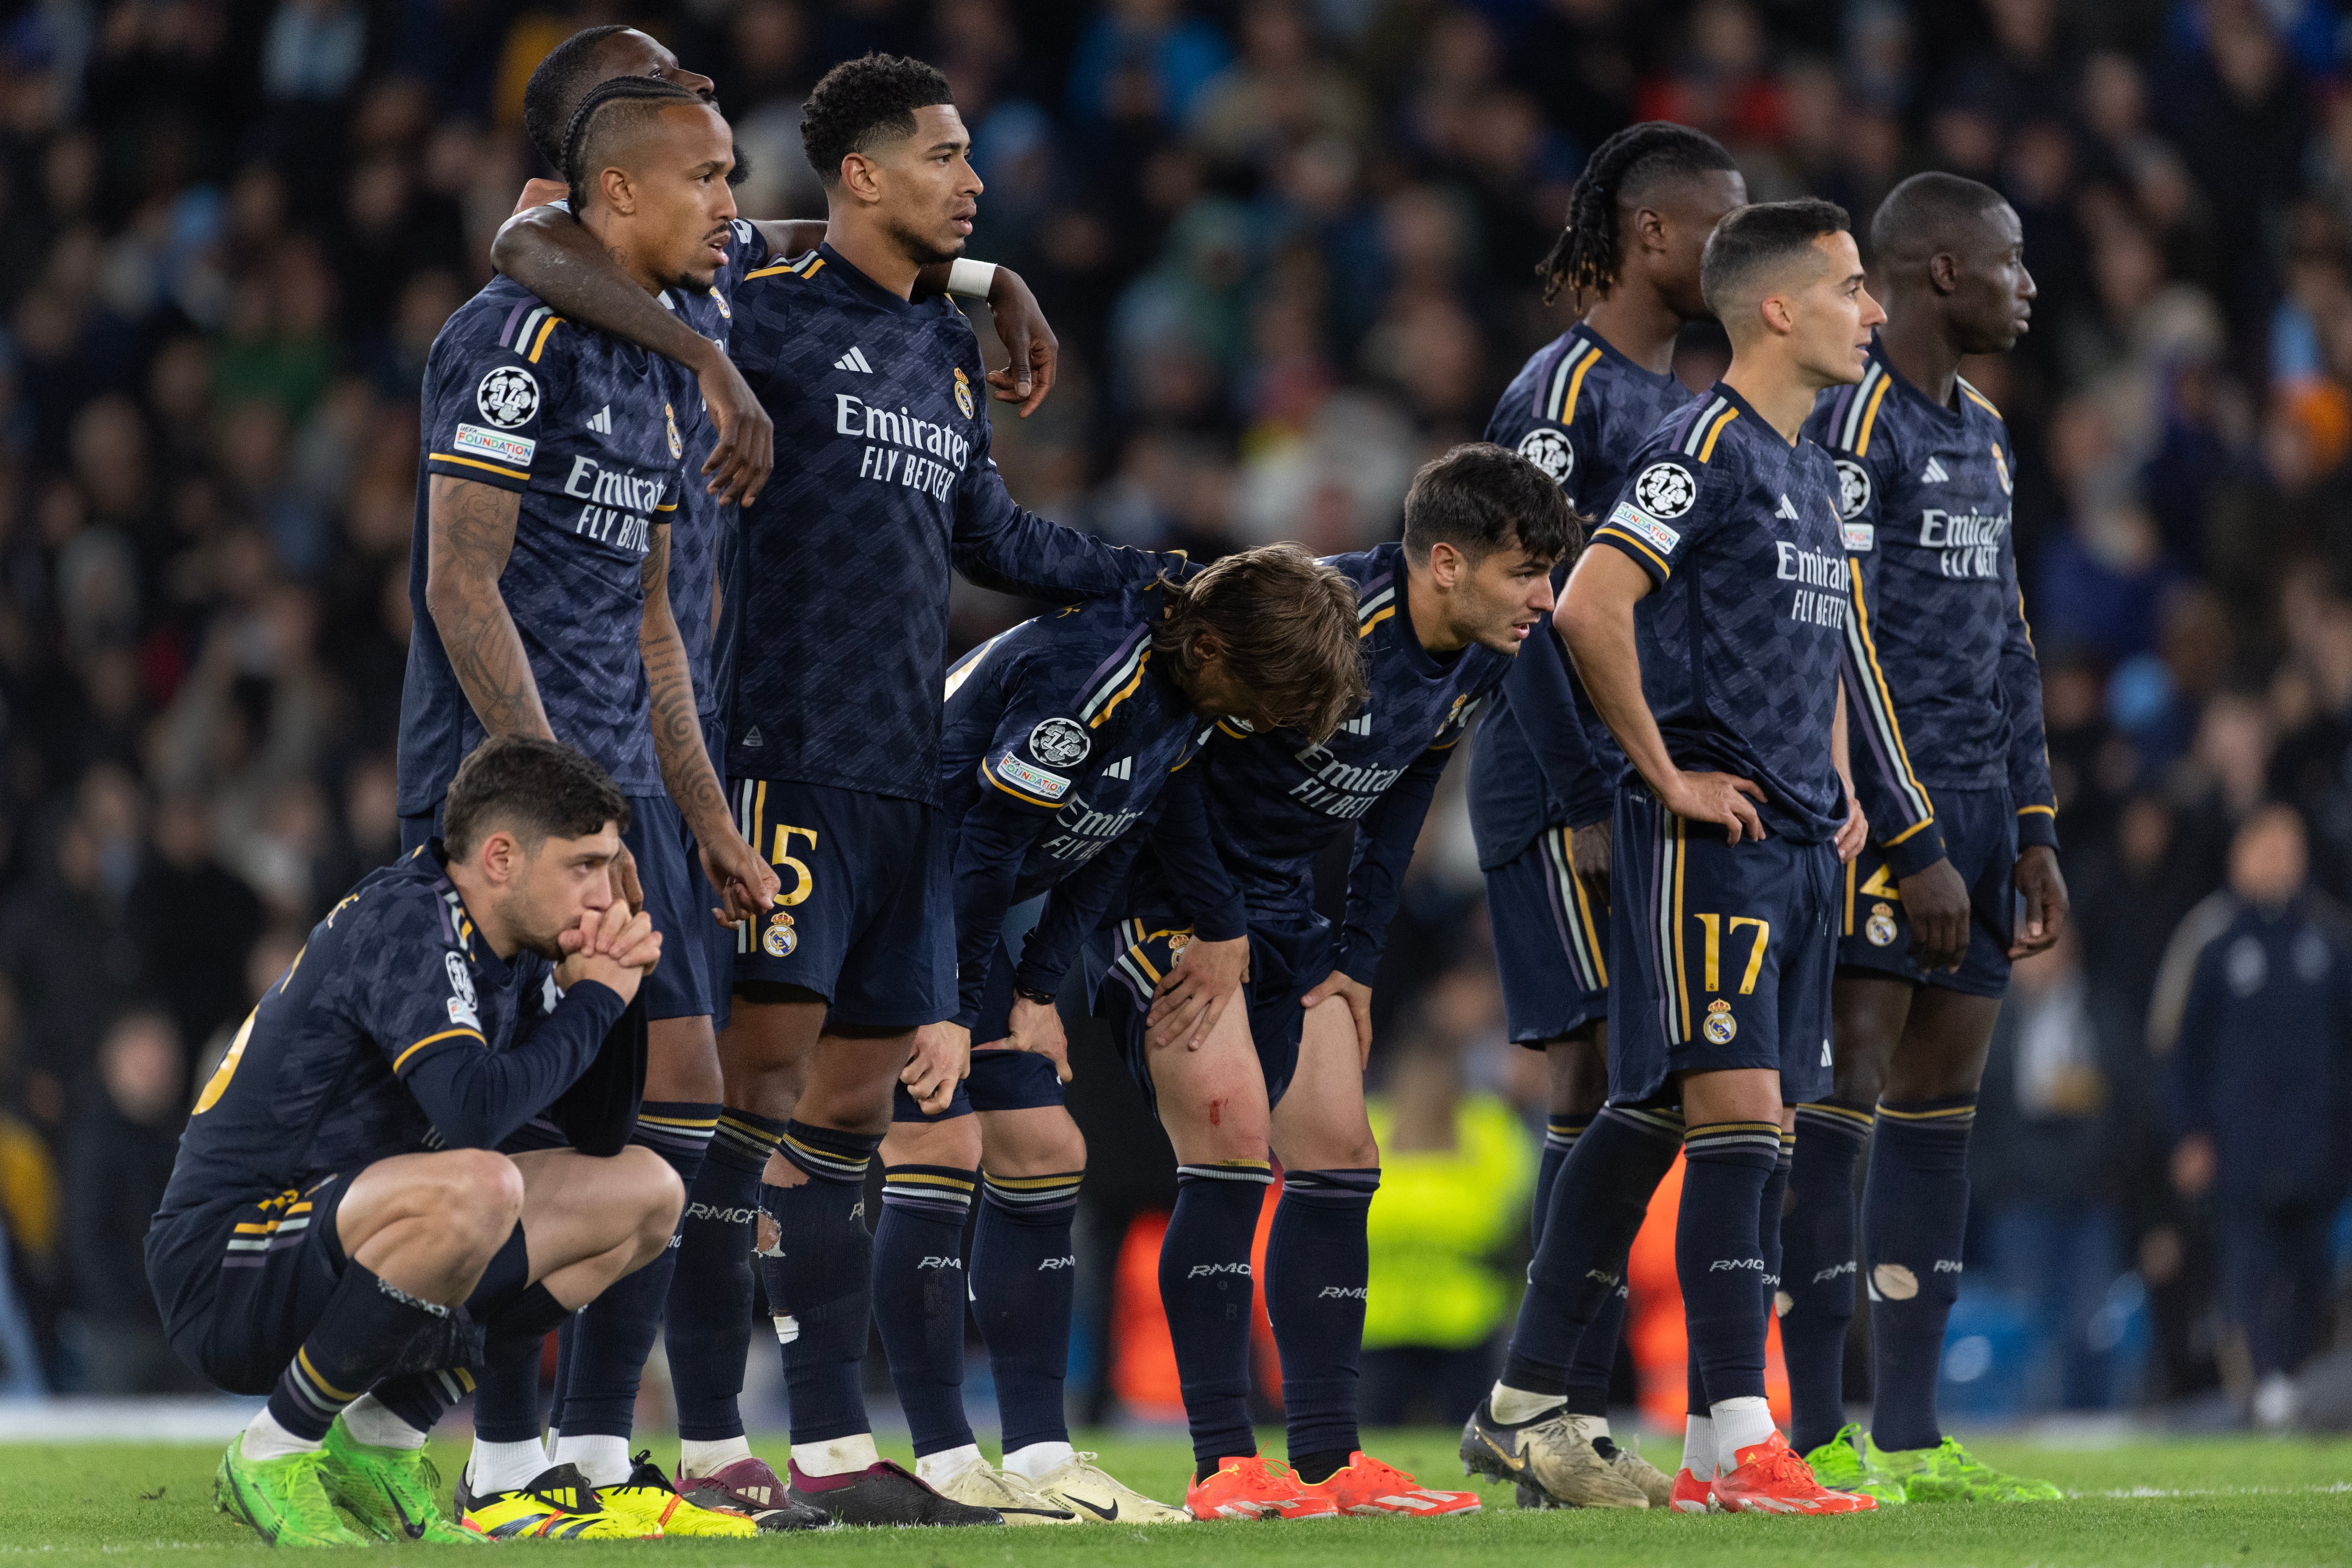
[640,533,733,841]
[426,476,553,740]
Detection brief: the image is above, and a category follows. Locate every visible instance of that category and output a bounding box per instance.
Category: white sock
[1682,1415,1716,1480]
[550,1433,631,1488]
[1489,1382,1568,1425]
[1711,1396,1776,1472]
[239,1408,320,1462]
[1003,1441,1075,1481]
[337,1394,429,1450]
[791,1434,879,1477]
[1563,1413,1611,1444]
[678,1436,753,1479]
[915,1444,984,1486]
[469,1438,555,1496]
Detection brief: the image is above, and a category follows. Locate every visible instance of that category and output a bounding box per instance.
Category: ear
[837,150,884,206]
[1928,250,1962,296]
[1758,291,1797,336]
[480,828,518,885]
[598,164,635,217]
[1427,538,1467,587]
[1630,204,1669,258]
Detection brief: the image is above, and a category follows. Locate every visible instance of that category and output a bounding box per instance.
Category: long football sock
[556,1102,716,1443]
[1502,1105,1683,1393]
[1782,1100,1869,1452]
[872,1162,979,1459]
[1267,1168,1379,1479]
[972,1170,1083,1453]
[1162,1162,1271,1478]
[262,1265,451,1446]
[1675,1123,1780,1409]
[1865,1095,1975,1452]
[761,1120,883,1443]
[1531,1116,1586,1249]
[670,1110,786,1444]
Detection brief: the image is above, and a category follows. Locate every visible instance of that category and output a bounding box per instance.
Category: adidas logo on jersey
[1922,456,1950,483]
[1340,711,1374,737]
[1104,756,1132,780]
[587,405,612,434]
[1775,493,1802,520]
[741,725,764,749]
[833,345,874,373]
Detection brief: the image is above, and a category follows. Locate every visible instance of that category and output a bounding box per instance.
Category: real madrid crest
[665,402,683,459]
[1702,997,1737,1044]
[1990,440,2013,495]
[763,908,797,958]
[1865,901,1898,947]
[954,366,974,419]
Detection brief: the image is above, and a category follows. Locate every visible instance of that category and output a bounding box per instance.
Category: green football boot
[1799,1423,1907,1505]
[1867,1434,2062,1502]
[214,1434,374,1547]
[319,1420,477,1543]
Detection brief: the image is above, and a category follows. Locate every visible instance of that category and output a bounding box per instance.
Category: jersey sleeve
[1017,829,1147,1003]
[1842,528,1947,877]
[1997,491,2059,851]
[423,311,565,494]
[1586,422,1739,589]
[952,402,1190,597]
[1500,613,1597,816]
[1494,350,1605,513]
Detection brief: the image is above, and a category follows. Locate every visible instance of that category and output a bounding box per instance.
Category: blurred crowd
[2,0,2350,1425]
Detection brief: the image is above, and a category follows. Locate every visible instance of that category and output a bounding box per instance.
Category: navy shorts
[1606,786,1838,1107]
[895,899,1065,1123]
[729,778,953,1029]
[399,793,710,1020]
[1086,902,1330,1116]
[1485,824,1610,1047]
[1837,785,2018,998]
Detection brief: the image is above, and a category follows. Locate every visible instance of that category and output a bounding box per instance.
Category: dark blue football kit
[720,245,1178,1026]
[145,845,631,1395]
[395,271,720,1023]
[1807,345,2058,998]
[1474,326,1697,1045]
[1588,386,1855,1105]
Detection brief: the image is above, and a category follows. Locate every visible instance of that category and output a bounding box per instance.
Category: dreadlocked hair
[1536,121,1739,305]
[561,75,710,216]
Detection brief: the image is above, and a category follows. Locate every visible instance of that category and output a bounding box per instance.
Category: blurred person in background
[64,1010,203,1394]
[1360,969,1535,1427]
[2169,804,2352,1429]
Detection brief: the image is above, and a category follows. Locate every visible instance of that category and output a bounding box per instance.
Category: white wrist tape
[946,258,999,298]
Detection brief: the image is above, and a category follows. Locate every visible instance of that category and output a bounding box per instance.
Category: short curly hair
[524,25,633,173]
[800,52,954,187]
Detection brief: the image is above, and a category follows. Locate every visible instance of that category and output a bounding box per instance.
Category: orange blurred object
[1623,1153,1789,1428]
[1107,1180,1287,1419]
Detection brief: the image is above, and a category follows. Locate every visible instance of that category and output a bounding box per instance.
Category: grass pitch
[1,1428,2347,1567]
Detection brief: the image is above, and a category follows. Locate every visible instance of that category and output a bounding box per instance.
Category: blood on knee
[1208,1098,1223,1127]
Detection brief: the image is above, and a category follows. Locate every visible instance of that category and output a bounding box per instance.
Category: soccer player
[1467,199,1881,1516]
[1781,172,2067,1504]
[874,544,1364,1523]
[1471,120,1743,1510]
[145,737,673,1547]
[477,29,1064,1528]
[395,76,774,1536]
[1089,444,1570,1521]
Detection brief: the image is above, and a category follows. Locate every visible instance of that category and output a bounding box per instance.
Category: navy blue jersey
[1588,385,1850,843]
[937,581,1231,1024]
[722,246,1179,805]
[1809,344,2058,874]
[1473,326,1696,866]
[398,277,692,814]
[1134,541,1511,985]
[153,847,625,1220]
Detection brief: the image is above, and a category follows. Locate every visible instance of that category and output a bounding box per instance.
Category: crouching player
[146,739,676,1547]
[868,544,1366,1523]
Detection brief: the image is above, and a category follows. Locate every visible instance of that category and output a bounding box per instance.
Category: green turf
[2,1429,2347,1565]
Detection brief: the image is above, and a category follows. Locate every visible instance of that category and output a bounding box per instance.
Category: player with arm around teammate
[145,739,669,1548]
[865,545,1365,1524]
[1781,172,2067,1505]
[1086,445,1572,1520]
[1470,120,1744,1509]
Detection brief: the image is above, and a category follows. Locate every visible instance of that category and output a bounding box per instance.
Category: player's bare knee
[435,1150,524,1250]
[884,1115,980,1170]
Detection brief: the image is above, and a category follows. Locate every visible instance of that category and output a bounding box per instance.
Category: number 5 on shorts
[771,825,818,907]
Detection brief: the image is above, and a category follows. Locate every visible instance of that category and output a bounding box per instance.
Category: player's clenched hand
[1568,817,1611,907]
[1145,936,1251,1051]
[701,831,781,928]
[1898,856,1971,972]
[1301,971,1374,1069]
[1834,790,1869,863]
[510,177,567,215]
[989,996,1071,1083]
[902,1021,971,1116]
[981,269,1057,417]
[2009,845,2069,959]
[696,354,775,508]
[557,902,661,1003]
[1660,768,1767,844]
